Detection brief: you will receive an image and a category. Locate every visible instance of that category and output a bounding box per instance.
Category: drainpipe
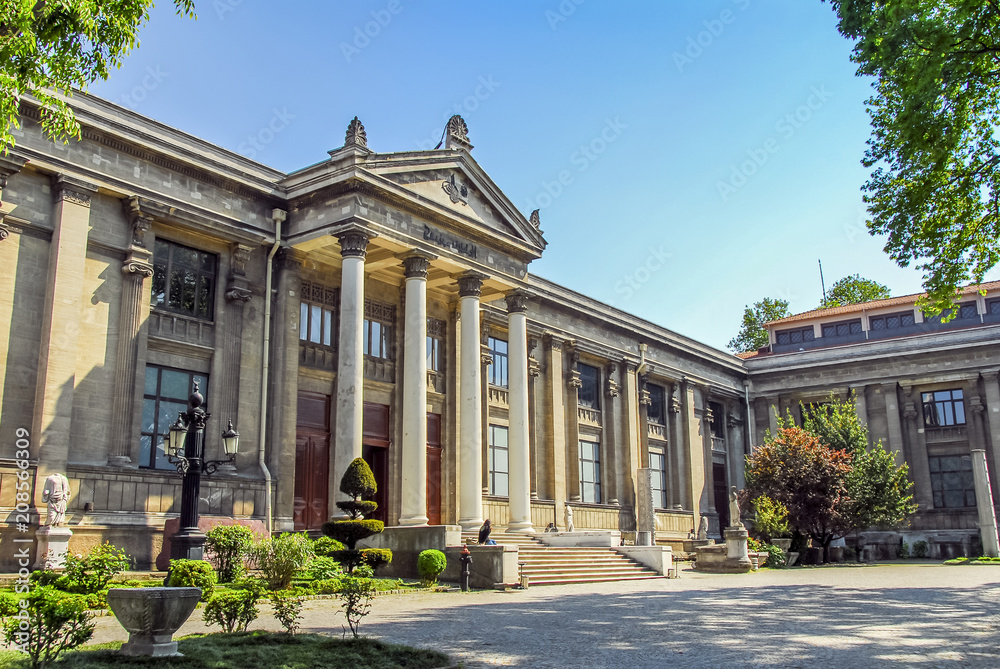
[258,208,286,533]
[744,381,753,453]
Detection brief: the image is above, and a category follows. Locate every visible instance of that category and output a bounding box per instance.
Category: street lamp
[166,382,239,561]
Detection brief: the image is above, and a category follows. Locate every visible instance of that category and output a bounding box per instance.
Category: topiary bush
[417,550,446,585]
[251,533,314,590]
[168,559,217,601]
[60,542,131,594]
[205,524,256,583]
[322,458,391,574]
[361,548,393,572]
[312,536,346,558]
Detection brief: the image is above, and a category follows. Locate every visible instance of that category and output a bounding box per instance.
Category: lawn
[0,632,451,669]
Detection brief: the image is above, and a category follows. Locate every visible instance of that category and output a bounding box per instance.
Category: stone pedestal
[725,526,750,564]
[694,526,752,573]
[34,526,73,570]
[635,468,656,547]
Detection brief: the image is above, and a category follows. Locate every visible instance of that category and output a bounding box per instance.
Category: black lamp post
[166,382,239,561]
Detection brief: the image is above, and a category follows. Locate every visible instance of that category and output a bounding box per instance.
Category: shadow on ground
[337,581,1000,668]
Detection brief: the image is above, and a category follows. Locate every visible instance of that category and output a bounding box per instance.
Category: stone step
[527,574,663,586]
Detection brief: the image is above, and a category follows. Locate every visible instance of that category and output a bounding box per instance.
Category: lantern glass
[221,420,240,457]
[167,416,187,456]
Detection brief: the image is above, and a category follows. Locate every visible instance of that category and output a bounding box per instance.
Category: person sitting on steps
[478,519,497,545]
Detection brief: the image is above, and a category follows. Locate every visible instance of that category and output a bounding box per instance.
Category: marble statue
[729,485,742,528]
[697,516,708,540]
[564,505,574,532]
[42,473,71,527]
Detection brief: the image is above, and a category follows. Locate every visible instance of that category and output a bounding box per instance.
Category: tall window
[578,363,600,409]
[427,318,445,373]
[488,337,508,387]
[299,282,337,347]
[488,425,509,497]
[141,366,208,470]
[363,300,394,360]
[922,389,966,428]
[929,455,975,508]
[152,239,216,319]
[709,401,725,439]
[647,383,666,425]
[579,440,601,503]
[649,451,667,509]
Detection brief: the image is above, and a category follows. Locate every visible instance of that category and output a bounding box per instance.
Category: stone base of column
[397,515,429,527]
[458,517,484,532]
[506,520,535,534]
[107,455,135,468]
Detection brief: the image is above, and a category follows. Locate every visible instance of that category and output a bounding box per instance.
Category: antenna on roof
[818,259,827,307]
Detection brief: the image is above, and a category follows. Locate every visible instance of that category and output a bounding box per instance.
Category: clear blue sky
[89,0,995,351]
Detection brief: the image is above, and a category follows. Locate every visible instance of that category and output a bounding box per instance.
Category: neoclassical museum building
[1,93,999,568]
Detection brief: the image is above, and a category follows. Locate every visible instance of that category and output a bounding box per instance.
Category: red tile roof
[765,281,1000,327]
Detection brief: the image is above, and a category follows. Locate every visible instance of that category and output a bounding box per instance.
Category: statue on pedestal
[564,505,574,532]
[697,516,708,540]
[729,486,742,529]
[42,473,71,527]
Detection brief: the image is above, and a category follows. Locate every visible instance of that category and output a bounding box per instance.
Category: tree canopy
[727,297,790,354]
[820,273,891,308]
[827,1,1000,314]
[1,0,195,152]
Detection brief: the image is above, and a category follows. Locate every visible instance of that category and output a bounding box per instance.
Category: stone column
[981,371,1000,501]
[668,382,684,508]
[967,394,995,503]
[457,272,487,531]
[333,226,374,506]
[852,384,869,428]
[971,449,1000,557]
[32,176,96,488]
[882,382,905,464]
[505,289,534,534]
[605,363,623,507]
[545,335,568,527]
[527,339,541,500]
[398,252,433,527]
[217,243,254,472]
[900,386,933,509]
[683,380,705,528]
[108,198,153,467]
[620,361,642,509]
[566,348,582,501]
[766,396,779,436]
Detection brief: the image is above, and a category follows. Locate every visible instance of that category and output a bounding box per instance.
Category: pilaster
[545,334,568,527]
[621,360,641,510]
[566,346,582,502]
[216,243,255,471]
[981,371,1000,503]
[899,384,933,509]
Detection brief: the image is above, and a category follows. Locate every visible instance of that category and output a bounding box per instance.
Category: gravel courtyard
[91,563,1000,668]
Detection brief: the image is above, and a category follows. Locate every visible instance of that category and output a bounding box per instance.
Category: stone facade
[0,93,996,569]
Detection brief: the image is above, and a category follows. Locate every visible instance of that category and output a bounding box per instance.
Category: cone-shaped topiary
[322,458,390,574]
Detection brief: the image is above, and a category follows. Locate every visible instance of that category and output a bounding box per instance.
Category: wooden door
[362,402,390,523]
[294,392,330,531]
[426,413,442,525]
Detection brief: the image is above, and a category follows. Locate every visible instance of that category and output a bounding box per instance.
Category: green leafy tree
[825,1,1000,314]
[1,0,196,152]
[728,297,790,353]
[820,274,891,308]
[321,458,391,574]
[205,524,256,583]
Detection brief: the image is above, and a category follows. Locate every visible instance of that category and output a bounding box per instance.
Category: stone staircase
[460,532,662,586]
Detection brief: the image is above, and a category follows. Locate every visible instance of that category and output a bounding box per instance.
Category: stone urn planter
[107,587,201,657]
[771,538,792,552]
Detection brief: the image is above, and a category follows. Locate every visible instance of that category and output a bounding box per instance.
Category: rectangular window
[151,239,217,320]
[775,326,815,346]
[362,299,395,360]
[646,383,666,425]
[578,363,600,409]
[922,389,966,428]
[987,298,1000,315]
[709,401,724,439]
[925,302,979,324]
[821,319,863,339]
[488,425,509,497]
[869,311,916,331]
[427,318,445,373]
[488,337,508,388]
[579,439,601,504]
[929,455,976,508]
[141,366,208,470]
[649,452,667,509]
[299,282,337,347]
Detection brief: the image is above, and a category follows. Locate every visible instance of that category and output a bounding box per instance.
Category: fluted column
[971,449,1000,557]
[399,252,433,526]
[458,272,488,531]
[333,226,375,508]
[108,199,154,466]
[506,289,533,534]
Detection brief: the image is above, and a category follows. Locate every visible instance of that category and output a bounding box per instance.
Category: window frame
[488,424,509,497]
[649,451,667,509]
[299,282,338,348]
[426,318,445,373]
[921,389,966,428]
[578,363,600,410]
[929,454,976,509]
[775,326,815,346]
[141,365,208,471]
[151,238,217,320]
[646,383,666,426]
[488,336,509,388]
[868,310,916,332]
[579,439,602,504]
[820,318,863,339]
[363,299,395,360]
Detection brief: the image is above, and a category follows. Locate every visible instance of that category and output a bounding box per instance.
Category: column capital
[53,175,97,208]
[982,370,1000,383]
[332,223,377,259]
[230,243,255,277]
[121,260,153,278]
[504,288,532,314]
[457,270,488,297]
[402,251,435,279]
[225,287,253,303]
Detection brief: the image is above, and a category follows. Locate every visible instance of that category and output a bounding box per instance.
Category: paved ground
[91,562,1000,668]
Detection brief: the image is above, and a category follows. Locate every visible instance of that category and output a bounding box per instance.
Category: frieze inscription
[423,224,477,259]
